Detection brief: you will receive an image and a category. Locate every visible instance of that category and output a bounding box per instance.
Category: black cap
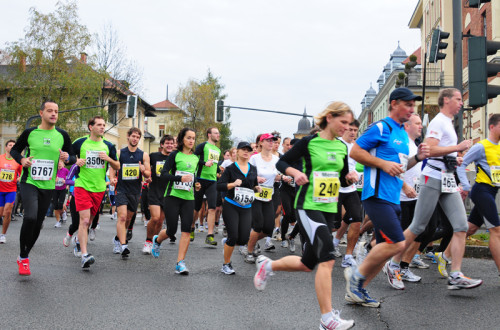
[389,87,423,102]
[237,141,252,151]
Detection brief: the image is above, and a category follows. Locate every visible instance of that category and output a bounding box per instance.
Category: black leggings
[164,196,194,237]
[69,196,79,236]
[52,189,67,210]
[141,187,150,221]
[280,186,296,240]
[418,204,452,252]
[223,201,252,246]
[19,183,53,258]
[251,200,274,236]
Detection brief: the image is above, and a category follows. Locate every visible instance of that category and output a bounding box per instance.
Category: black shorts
[148,186,165,207]
[115,191,140,212]
[296,209,336,270]
[52,189,67,210]
[194,179,217,211]
[333,191,362,229]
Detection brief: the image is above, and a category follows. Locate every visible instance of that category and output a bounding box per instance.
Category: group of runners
[1,87,499,329]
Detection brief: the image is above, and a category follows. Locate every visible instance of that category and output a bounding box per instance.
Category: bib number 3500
[313,171,340,203]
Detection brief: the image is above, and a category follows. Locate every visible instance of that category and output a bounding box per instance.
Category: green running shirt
[194,142,220,181]
[161,150,199,200]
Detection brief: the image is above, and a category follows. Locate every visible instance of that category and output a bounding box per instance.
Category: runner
[344,88,428,305]
[10,100,75,275]
[218,142,260,274]
[390,88,482,290]
[278,137,297,251]
[0,140,23,243]
[142,134,174,254]
[458,113,500,280]
[193,127,221,247]
[72,116,119,269]
[52,160,69,228]
[253,101,356,330]
[151,127,200,274]
[111,127,151,259]
[243,133,280,263]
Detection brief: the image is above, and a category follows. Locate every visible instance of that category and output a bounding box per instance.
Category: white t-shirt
[400,140,422,202]
[220,159,233,168]
[339,137,356,193]
[249,153,279,187]
[422,112,457,180]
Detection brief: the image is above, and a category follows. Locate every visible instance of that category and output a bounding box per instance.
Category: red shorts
[74,187,105,216]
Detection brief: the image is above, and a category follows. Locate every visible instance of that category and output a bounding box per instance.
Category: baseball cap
[389,87,423,102]
[237,141,253,151]
[260,133,278,141]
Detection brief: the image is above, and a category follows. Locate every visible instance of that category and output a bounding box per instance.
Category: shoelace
[394,269,402,281]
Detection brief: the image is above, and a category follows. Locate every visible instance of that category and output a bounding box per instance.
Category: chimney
[80,52,87,64]
[19,52,26,72]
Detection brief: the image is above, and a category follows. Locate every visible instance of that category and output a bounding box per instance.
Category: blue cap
[389,87,422,102]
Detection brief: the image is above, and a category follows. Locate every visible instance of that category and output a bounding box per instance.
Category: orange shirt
[0,154,22,192]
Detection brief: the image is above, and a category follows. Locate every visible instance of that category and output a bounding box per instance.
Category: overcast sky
[1,0,421,143]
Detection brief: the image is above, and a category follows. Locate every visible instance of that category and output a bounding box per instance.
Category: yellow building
[145,99,185,152]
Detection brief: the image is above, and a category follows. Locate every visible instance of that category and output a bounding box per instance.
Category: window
[159,124,165,138]
[108,103,117,125]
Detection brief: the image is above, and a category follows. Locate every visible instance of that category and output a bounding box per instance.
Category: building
[293,108,312,139]
[146,99,185,152]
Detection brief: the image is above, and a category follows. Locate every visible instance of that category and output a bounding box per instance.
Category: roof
[402,47,422,65]
[153,99,180,109]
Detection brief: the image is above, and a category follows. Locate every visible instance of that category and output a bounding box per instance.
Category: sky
[0,0,421,144]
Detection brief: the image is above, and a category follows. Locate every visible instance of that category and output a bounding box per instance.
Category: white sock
[321,311,333,323]
[122,244,128,250]
[390,260,400,269]
[345,254,353,259]
[333,238,340,246]
[264,260,273,273]
[266,237,271,244]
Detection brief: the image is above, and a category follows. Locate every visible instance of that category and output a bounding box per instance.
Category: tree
[174,69,233,149]
[0,0,104,139]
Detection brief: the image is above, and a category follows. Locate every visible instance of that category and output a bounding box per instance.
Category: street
[0,213,498,330]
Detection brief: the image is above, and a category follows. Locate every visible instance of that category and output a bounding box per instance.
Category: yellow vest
[476,139,500,187]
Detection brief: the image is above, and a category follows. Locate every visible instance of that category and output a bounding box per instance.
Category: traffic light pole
[222,105,314,118]
[453,0,464,140]
[421,47,428,124]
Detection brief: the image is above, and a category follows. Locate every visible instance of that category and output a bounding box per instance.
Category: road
[0,213,498,329]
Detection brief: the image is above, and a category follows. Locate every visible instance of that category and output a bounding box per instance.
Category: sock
[19,256,28,261]
[82,253,88,258]
[414,254,421,259]
[354,268,366,280]
[122,244,128,250]
[400,261,409,270]
[442,253,451,262]
[264,260,273,273]
[390,260,400,269]
[345,254,353,259]
[266,237,272,244]
[321,312,334,323]
[333,237,340,246]
[450,271,461,278]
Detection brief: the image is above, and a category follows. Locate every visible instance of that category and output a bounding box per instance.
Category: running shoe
[400,268,421,282]
[142,241,153,255]
[239,245,248,256]
[221,237,227,246]
[126,229,133,241]
[255,243,262,255]
[144,220,149,227]
[73,243,82,257]
[81,254,95,269]
[254,255,273,290]
[121,246,130,259]
[0,234,6,244]
[222,226,227,237]
[436,252,449,278]
[61,211,67,221]
[423,251,437,263]
[151,235,161,258]
[264,241,275,251]
[281,240,288,248]
[272,227,280,240]
[244,253,255,264]
[447,273,483,290]
[175,260,189,275]
[344,288,380,308]
[113,237,121,254]
[199,225,204,233]
[17,257,30,276]
[89,228,96,241]
[332,245,342,258]
[319,310,354,330]
[354,242,368,264]
[205,235,217,247]
[63,232,71,247]
[54,221,62,228]
[170,236,176,244]
[221,263,235,275]
[409,255,430,269]
[341,255,358,268]
[382,261,404,290]
[214,225,219,234]
[288,236,296,254]
[190,230,195,242]
[343,267,365,304]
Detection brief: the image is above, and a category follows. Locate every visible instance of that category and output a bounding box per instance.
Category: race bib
[355,173,364,190]
[208,150,220,162]
[398,153,409,179]
[313,171,340,203]
[255,185,273,202]
[233,187,255,206]
[413,177,420,196]
[31,159,54,181]
[86,150,105,169]
[122,163,140,180]
[173,171,193,191]
[441,171,458,193]
[0,169,15,182]
[490,166,500,187]
[55,176,65,187]
[156,161,165,177]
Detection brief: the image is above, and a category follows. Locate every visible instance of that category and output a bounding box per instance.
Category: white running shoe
[113,237,121,254]
[341,255,358,268]
[61,211,67,221]
[239,245,248,256]
[383,261,405,290]
[142,241,153,255]
[0,234,6,244]
[319,310,355,330]
[254,255,273,290]
[144,220,149,227]
[63,232,72,247]
[401,268,421,282]
[54,221,62,228]
[89,228,96,241]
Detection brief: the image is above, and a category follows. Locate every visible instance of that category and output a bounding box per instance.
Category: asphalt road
[1,213,499,330]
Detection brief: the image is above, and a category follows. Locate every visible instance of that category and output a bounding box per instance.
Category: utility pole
[453,0,463,140]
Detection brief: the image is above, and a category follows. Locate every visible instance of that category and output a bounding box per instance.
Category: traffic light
[469,0,491,8]
[126,95,137,118]
[216,100,224,122]
[468,36,500,108]
[429,29,450,63]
